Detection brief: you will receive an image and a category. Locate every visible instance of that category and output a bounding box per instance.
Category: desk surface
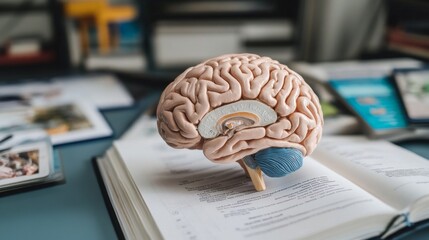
[1,99,429,240]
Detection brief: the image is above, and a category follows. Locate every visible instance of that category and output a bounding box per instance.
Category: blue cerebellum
[243,147,303,177]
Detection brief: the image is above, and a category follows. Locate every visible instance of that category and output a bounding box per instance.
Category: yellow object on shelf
[64,0,137,54]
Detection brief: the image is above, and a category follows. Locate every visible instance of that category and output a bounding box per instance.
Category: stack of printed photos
[0,129,64,195]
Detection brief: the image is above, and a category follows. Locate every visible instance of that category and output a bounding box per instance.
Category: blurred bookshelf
[386,0,429,61]
[138,0,300,73]
[0,0,70,79]
[62,0,143,73]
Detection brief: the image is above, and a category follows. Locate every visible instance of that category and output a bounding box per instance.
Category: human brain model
[157,53,323,191]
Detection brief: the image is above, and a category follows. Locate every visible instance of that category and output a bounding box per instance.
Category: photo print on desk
[1,148,42,181]
[0,101,112,145]
[0,129,65,195]
[32,103,93,135]
[0,141,50,188]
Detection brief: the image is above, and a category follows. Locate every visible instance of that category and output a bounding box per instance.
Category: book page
[313,136,429,211]
[114,137,397,240]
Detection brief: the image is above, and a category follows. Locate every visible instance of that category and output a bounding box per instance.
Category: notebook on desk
[94,130,429,240]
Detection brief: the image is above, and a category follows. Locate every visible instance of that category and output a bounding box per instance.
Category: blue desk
[1,99,429,240]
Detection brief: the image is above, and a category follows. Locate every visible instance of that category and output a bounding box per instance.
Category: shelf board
[0,4,48,13]
[150,12,288,21]
[144,1,289,21]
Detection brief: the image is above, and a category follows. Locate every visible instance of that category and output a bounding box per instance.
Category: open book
[95,135,429,239]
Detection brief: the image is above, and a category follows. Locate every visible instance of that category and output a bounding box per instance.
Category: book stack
[388,27,429,60]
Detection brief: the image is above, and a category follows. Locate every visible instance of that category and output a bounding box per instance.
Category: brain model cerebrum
[157,53,323,191]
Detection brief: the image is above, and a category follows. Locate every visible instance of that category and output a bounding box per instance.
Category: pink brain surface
[157,53,324,163]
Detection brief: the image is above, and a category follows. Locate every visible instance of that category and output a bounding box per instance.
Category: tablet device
[393,68,429,125]
[328,76,409,138]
